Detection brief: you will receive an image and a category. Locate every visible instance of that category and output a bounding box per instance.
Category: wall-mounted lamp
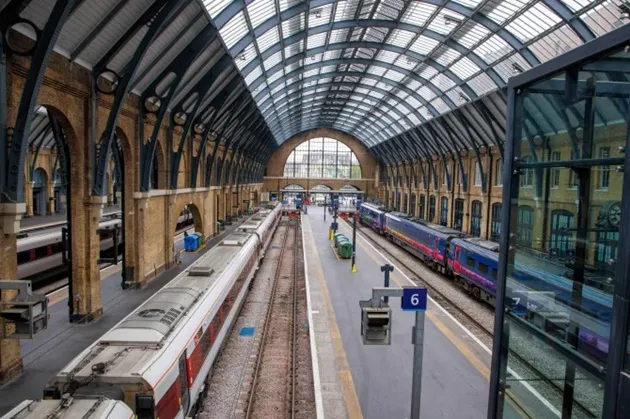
[533,135,544,147]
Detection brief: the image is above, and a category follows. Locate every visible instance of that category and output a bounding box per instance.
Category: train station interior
[1,0,630,418]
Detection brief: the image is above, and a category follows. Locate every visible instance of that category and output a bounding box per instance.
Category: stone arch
[173,201,203,236]
[266,128,376,179]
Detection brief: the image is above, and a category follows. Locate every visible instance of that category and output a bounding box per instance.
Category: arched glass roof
[203,0,624,146]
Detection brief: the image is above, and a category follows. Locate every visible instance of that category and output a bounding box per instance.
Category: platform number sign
[401,287,428,311]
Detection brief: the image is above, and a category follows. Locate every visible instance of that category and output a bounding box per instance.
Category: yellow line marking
[338,220,532,418]
[305,217,363,419]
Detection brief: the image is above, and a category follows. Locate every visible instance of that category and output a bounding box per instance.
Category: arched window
[283,137,361,179]
[428,195,436,222]
[311,184,332,204]
[491,203,502,242]
[454,199,465,231]
[440,197,449,226]
[418,195,425,220]
[550,210,574,257]
[402,193,408,213]
[516,206,534,247]
[410,193,416,217]
[470,200,482,237]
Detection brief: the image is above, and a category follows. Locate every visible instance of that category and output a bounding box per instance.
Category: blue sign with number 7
[401,287,428,311]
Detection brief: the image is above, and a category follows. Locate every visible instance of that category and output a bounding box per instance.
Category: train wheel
[471,286,481,300]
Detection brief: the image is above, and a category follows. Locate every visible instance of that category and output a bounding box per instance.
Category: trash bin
[338,241,353,259]
[333,233,346,247]
[336,237,350,250]
[184,235,195,251]
[192,232,204,246]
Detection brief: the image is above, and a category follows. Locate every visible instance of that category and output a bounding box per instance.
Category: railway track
[245,219,300,419]
[343,218,596,418]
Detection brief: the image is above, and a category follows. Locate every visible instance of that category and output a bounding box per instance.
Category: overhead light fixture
[237,53,246,61]
[619,1,630,19]
[443,15,462,26]
[512,63,524,74]
[459,93,469,102]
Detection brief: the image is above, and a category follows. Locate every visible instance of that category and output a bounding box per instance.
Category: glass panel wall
[283,137,362,179]
[491,41,630,419]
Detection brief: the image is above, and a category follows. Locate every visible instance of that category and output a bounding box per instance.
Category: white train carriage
[237,202,282,257]
[45,231,262,419]
[1,398,133,419]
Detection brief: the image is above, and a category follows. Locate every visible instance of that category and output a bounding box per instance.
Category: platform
[0,216,245,416]
[303,205,521,418]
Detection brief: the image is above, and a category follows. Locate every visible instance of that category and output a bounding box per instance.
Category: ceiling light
[512,63,524,74]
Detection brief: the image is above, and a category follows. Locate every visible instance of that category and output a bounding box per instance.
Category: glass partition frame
[489,24,630,419]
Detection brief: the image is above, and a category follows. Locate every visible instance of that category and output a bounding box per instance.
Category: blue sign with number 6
[401,288,428,311]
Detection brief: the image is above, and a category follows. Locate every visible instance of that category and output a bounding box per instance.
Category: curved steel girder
[272,96,407,134]
[230,13,529,81]
[269,110,386,143]
[252,57,456,112]
[2,0,78,202]
[93,0,182,196]
[139,25,219,191]
[258,73,433,120]
[279,103,404,143]
[243,41,491,100]
[263,80,420,118]
[174,72,244,189]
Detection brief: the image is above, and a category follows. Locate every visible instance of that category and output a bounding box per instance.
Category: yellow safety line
[338,220,531,418]
[305,217,363,419]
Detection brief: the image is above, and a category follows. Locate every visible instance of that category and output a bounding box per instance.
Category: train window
[52,242,64,254]
[478,262,489,274]
[17,251,31,265]
[35,245,50,258]
[492,269,497,281]
[466,256,476,268]
[177,354,190,413]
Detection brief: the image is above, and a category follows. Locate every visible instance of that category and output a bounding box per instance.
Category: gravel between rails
[343,219,601,418]
[200,225,287,419]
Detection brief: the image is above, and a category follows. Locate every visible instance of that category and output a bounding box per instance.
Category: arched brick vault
[265,128,376,178]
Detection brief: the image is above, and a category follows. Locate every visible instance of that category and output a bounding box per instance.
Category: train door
[178,353,190,415]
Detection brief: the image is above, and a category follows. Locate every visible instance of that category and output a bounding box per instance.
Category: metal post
[351,213,357,272]
[113,225,119,265]
[411,311,426,419]
[381,264,394,303]
[324,195,327,221]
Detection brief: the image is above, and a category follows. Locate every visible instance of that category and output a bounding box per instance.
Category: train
[17,211,194,288]
[16,202,283,419]
[1,398,133,419]
[358,203,613,362]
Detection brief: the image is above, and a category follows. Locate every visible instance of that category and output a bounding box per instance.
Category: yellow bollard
[351,263,357,273]
[329,227,333,240]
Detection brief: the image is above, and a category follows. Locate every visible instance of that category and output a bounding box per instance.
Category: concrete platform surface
[0,217,244,416]
[304,205,499,419]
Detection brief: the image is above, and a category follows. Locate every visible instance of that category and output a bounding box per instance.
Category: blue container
[192,232,203,246]
[184,235,197,251]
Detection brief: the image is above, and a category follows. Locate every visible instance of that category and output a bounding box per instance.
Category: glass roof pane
[203,0,231,18]
[374,0,403,20]
[468,72,497,95]
[263,50,282,70]
[395,56,418,71]
[450,56,481,80]
[245,66,263,85]
[247,0,276,29]
[434,47,461,66]
[387,29,416,48]
[484,0,526,25]
[384,69,406,82]
[284,40,304,58]
[307,33,327,49]
[505,3,562,42]
[236,43,257,70]
[367,65,387,76]
[282,13,305,38]
[418,85,437,101]
[418,64,438,80]
[452,0,483,7]
[493,53,531,82]
[334,0,359,22]
[431,73,456,91]
[473,34,512,64]
[220,12,248,49]
[580,1,623,37]
[529,24,581,62]
[257,26,280,53]
[364,26,388,43]
[376,50,400,64]
[428,9,465,36]
[309,4,334,27]
[278,0,302,13]
[455,23,490,49]
[431,97,450,114]
[401,1,437,27]
[408,35,439,56]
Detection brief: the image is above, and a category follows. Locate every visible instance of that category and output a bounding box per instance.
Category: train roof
[360,202,387,213]
[57,231,257,385]
[385,213,466,238]
[451,237,499,259]
[1,398,133,419]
